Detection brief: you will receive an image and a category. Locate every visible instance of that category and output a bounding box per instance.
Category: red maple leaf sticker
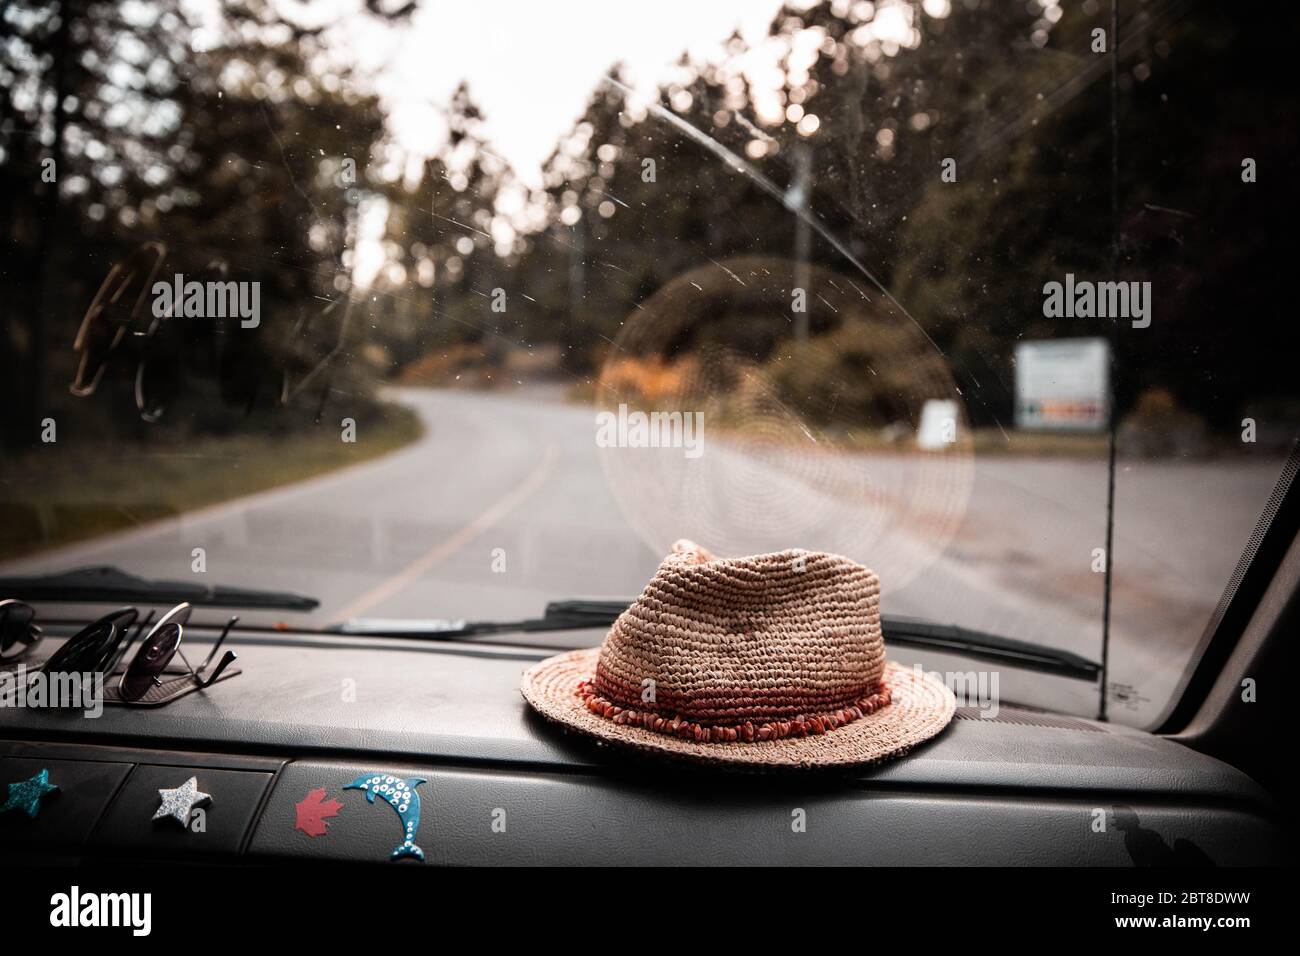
[294,787,343,838]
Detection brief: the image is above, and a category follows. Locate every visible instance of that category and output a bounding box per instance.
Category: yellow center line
[329,443,560,621]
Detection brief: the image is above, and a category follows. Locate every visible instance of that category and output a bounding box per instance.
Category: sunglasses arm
[197,650,237,688]
[197,615,239,674]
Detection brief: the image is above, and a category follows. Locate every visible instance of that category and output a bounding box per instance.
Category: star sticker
[152,776,211,827]
[1,768,59,818]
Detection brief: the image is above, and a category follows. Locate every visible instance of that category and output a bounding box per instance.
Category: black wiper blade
[880,614,1100,682]
[329,601,1100,682]
[0,565,319,611]
[328,600,620,639]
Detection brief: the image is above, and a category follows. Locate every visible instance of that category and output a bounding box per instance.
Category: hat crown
[593,542,885,726]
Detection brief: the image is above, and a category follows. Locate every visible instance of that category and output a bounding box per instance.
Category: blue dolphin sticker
[343,773,426,862]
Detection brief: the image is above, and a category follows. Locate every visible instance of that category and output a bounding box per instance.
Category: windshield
[1,0,1294,729]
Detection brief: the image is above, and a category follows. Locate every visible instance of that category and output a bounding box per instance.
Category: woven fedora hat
[521,540,956,769]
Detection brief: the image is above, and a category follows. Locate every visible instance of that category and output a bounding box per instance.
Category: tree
[0,0,412,445]
[372,82,514,372]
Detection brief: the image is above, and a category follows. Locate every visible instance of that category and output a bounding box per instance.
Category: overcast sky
[342,0,787,187]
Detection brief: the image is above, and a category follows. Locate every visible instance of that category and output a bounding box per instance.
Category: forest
[2,0,1295,453]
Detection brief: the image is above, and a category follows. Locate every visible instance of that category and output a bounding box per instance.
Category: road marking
[328,443,560,622]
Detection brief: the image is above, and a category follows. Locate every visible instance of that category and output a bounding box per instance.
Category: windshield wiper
[0,565,319,611]
[328,601,620,639]
[329,600,1100,682]
[876,614,1100,682]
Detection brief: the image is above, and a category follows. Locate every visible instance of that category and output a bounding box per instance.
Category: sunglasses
[0,599,44,661]
[36,603,238,703]
[118,603,239,702]
[39,607,143,676]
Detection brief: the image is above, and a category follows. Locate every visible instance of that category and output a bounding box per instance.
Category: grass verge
[0,404,423,562]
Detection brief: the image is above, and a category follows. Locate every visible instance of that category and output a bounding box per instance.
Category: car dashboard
[0,622,1286,866]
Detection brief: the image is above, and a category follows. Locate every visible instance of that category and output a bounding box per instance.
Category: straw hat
[521,540,955,769]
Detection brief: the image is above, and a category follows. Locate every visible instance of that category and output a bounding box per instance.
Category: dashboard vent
[954,706,1108,732]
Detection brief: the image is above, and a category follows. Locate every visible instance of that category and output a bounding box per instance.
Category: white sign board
[916,399,959,450]
[1014,337,1110,432]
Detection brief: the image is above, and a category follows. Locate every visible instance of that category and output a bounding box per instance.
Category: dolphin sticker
[343,773,426,862]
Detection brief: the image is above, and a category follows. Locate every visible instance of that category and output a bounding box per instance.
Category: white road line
[328,443,560,622]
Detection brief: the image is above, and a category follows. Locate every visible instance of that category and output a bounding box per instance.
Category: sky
[343,0,789,189]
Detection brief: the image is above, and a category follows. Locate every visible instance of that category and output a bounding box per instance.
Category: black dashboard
[0,624,1286,866]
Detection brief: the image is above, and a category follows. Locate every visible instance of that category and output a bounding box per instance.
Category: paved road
[3,387,1284,726]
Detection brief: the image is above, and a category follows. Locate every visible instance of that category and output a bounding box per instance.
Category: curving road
[2,386,1284,726]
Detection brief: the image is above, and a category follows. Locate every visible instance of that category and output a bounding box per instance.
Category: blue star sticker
[1,768,59,818]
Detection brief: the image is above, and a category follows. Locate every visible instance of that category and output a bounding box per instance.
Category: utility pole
[567,214,585,354]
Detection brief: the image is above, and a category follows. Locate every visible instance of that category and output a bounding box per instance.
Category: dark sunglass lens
[42,622,113,674]
[40,607,135,674]
[121,623,182,700]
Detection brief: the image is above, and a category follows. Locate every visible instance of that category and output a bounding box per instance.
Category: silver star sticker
[152,776,211,827]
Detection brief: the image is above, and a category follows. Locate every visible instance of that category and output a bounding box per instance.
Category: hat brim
[521,648,956,770]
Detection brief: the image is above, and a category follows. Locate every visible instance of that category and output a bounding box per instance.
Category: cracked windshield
[1,0,1294,729]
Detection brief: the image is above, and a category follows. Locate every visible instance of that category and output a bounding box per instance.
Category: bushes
[765,320,954,431]
[397,343,498,388]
